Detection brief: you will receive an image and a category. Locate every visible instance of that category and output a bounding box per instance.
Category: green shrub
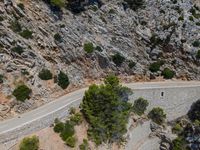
[192,40,200,47]
[0,74,3,84]
[190,6,200,19]
[17,3,25,10]
[150,34,163,46]
[13,85,32,102]
[172,123,183,134]
[38,69,53,80]
[194,119,200,126]
[20,29,33,39]
[11,46,24,55]
[81,75,132,144]
[10,20,22,32]
[178,15,184,21]
[79,139,89,150]
[50,0,65,8]
[189,16,194,21]
[148,107,166,125]
[19,136,39,150]
[91,5,98,12]
[172,137,187,150]
[125,0,145,11]
[54,120,75,142]
[70,113,83,125]
[132,97,149,116]
[57,71,69,89]
[60,121,75,141]
[54,122,65,133]
[149,61,164,72]
[171,0,177,4]
[128,61,136,69]
[0,16,4,22]
[109,9,115,14]
[84,42,94,53]
[187,99,200,122]
[112,53,125,67]
[161,68,175,79]
[66,136,76,148]
[196,50,200,59]
[69,107,76,115]
[95,46,103,52]
[54,33,62,42]
[196,22,200,26]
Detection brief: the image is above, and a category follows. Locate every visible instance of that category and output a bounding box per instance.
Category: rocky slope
[0,0,200,118]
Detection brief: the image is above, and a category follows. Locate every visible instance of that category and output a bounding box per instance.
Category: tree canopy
[57,71,70,89]
[188,99,200,122]
[13,85,32,102]
[19,136,39,150]
[81,75,132,145]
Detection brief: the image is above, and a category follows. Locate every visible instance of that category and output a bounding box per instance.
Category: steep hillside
[0,0,200,118]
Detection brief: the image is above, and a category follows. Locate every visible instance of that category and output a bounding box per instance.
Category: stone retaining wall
[130,85,200,121]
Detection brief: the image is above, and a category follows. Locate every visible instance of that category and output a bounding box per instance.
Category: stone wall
[130,85,200,121]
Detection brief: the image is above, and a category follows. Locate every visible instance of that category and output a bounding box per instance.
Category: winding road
[1,81,200,143]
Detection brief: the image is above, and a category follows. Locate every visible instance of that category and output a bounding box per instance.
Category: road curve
[0,81,200,143]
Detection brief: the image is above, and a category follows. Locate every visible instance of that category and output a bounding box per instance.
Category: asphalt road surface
[1,81,200,135]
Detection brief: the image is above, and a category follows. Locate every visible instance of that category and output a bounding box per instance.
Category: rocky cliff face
[0,0,200,118]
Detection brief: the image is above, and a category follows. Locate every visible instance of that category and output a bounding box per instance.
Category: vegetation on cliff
[13,85,32,102]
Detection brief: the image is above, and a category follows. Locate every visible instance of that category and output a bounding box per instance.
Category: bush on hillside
[0,16,4,22]
[0,74,3,84]
[161,68,175,79]
[95,46,103,52]
[11,46,24,55]
[10,20,22,33]
[187,99,200,122]
[84,42,94,53]
[192,40,200,47]
[79,139,89,150]
[149,60,164,72]
[81,75,132,144]
[19,136,39,150]
[54,122,65,133]
[128,60,136,69]
[148,107,166,125]
[132,97,149,116]
[66,136,76,148]
[69,107,76,115]
[19,29,33,39]
[112,53,125,67]
[70,112,83,125]
[60,121,75,141]
[57,71,69,89]
[125,0,145,11]
[17,3,25,10]
[54,33,62,42]
[172,137,187,150]
[50,0,65,8]
[172,123,183,135]
[196,50,200,59]
[13,85,32,102]
[38,69,53,80]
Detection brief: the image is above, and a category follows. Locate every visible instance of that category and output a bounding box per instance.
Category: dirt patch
[10,127,67,150]
[0,92,10,104]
